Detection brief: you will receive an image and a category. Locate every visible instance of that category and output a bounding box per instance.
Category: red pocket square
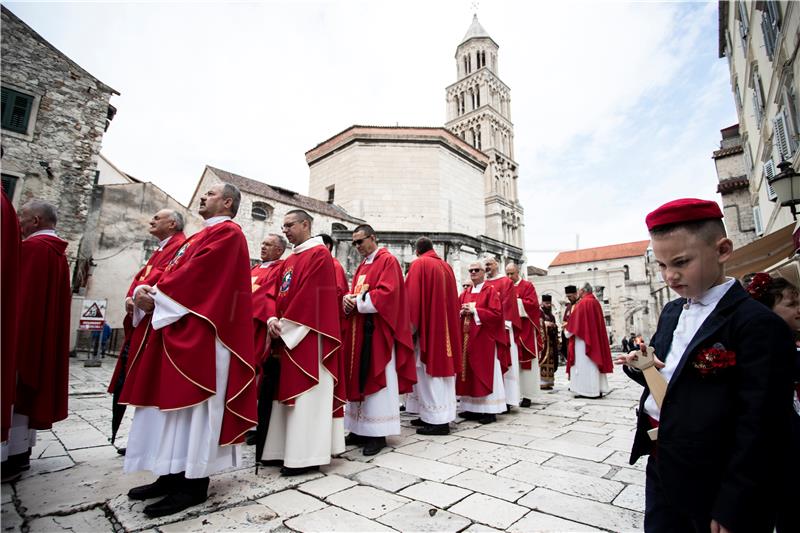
[692,343,736,376]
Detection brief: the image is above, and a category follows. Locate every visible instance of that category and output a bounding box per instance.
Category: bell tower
[445,15,524,249]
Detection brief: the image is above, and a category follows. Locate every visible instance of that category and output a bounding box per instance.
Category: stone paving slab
[448,493,528,529]
[5,358,650,532]
[377,500,471,532]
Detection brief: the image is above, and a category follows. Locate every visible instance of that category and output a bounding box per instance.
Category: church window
[624,265,630,280]
[326,185,335,204]
[1,87,34,134]
[476,88,480,107]
[475,127,481,150]
[463,55,469,75]
[332,222,347,231]
[251,201,273,221]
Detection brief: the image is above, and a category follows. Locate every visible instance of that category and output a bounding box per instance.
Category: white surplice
[124,215,242,479]
[404,339,456,425]
[261,236,344,467]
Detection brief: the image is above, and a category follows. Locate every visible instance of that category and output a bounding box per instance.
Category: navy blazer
[624,281,795,532]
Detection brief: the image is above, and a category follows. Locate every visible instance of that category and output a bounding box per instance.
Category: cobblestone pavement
[2,355,645,532]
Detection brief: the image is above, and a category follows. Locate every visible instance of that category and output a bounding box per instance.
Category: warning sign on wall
[78,299,107,330]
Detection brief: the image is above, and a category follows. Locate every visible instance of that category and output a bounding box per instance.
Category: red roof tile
[549,240,651,267]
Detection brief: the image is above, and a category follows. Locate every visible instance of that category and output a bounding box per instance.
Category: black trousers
[644,455,708,533]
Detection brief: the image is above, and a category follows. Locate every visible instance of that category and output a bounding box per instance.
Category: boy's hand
[710,519,731,533]
[613,348,665,369]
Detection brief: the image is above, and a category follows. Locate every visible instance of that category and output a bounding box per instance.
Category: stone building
[189,165,365,263]
[713,124,757,249]
[1,5,118,282]
[532,240,662,345]
[305,15,525,283]
[717,1,799,280]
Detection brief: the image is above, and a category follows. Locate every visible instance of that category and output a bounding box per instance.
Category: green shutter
[1,87,33,134]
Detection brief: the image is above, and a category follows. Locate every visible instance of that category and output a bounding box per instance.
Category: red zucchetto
[645,198,723,231]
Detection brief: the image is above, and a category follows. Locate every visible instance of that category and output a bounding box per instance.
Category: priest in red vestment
[107,209,186,451]
[3,201,71,480]
[484,257,522,409]
[1,191,21,482]
[404,237,461,435]
[458,262,505,424]
[343,225,416,456]
[506,263,542,408]
[565,283,613,398]
[120,183,257,518]
[260,212,344,476]
[251,234,287,365]
[320,232,349,424]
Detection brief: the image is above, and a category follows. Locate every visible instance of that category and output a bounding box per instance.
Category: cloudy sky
[6,0,736,267]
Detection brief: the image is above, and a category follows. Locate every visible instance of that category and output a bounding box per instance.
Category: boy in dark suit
[616,198,794,533]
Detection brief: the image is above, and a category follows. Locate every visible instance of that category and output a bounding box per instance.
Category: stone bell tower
[445,14,524,250]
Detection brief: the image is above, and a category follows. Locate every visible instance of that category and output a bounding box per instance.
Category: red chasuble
[120,221,257,446]
[483,276,521,373]
[15,234,71,430]
[343,248,416,401]
[331,257,349,417]
[404,250,462,377]
[566,292,613,376]
[251,260,284,365]
[107,232,186,394]
[457,285,503,397]
[514,279,542,371]
[1,192,20,441]
[270,243,343,414]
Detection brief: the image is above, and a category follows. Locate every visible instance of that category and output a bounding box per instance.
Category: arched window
[251,201,273,222]
[332,222,347,231]
[624,265,630,280]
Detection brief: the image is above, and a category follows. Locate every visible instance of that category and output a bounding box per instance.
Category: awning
[727,223,797,279]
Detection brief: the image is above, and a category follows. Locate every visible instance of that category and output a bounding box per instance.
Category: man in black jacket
[616,198,794,533]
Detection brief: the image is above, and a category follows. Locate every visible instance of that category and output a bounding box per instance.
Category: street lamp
[768,160,800,220]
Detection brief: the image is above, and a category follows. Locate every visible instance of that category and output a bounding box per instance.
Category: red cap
[645,198,723,231]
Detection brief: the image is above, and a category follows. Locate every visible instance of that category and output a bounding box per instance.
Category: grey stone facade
[1,6,117,283]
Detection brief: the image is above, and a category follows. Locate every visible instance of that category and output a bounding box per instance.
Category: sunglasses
[352,237,371,246]
[468,268,482,273]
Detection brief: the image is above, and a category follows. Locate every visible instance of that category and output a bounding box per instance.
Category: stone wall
[1,6,116,275]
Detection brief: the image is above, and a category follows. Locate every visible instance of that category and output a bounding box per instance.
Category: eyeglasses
[468,268,482,273]
[352,237,371,246]
[281,222,296,230]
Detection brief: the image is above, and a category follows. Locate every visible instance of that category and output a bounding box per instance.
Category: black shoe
[504,404,513,414]
[459,411,480,420]
[399,405,406,412]
[280,465,319,477]
[1,460,21,484]
[416,423,450,436]
[117,447,127,456]
[477,414,496,425]
[345,433,365,446]
[259,459,283,467]
[143,476,208,517]
[409,418,426,427]
[363,436,387,456]
[244,430,258,446]
[520,398,532,408]
[128,473,183,500]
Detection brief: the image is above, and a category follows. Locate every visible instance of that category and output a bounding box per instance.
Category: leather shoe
[244,430,258,446]
[345,433,365,446]
[280,465,319,476]
[1,461,21,484]
[409,418,426,427]
[459,411,480,420]
[143,477,209,517]
[363,436,387,456]
[477,414,496,425]
[416,423,449,435]
[259,459,283,467]
[128,473,183,500]
[520,398,532,408]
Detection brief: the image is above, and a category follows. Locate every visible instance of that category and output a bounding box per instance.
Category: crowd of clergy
[0,182,615,518]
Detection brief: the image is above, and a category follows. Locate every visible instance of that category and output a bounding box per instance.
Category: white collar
[364,248,380,264]
[487,274,504,281]
[259,260,277,268]
[471,282,485,294]
[204,215,231,227]
[292,236,324,254]
[157,234,174,250]
[688,278,736,308]
[514,279,522,286]
[26,229,58,240]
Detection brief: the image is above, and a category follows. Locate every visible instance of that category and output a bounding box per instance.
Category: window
[763,159,778,201]
[326,186,335,204]
[251,201,273,221]
[753,205,764,235]
[761,1,781,61]
[751,69,766,127]
[734,80,743,114]
[773,110,794,160]
[737,1,749,45]
[1,174,18,198]
[624,265,630,281]
[1,87,34,134]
